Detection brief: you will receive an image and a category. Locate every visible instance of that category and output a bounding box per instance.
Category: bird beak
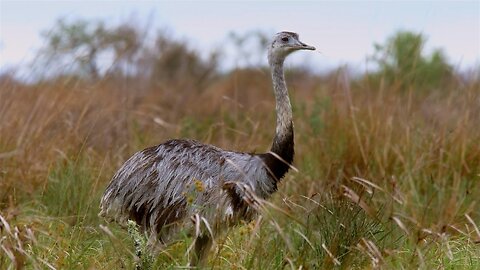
[298,41,316,51]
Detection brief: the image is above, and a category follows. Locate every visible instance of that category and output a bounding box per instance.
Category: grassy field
[0,67,479,269]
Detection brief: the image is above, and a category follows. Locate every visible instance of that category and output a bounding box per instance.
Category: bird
[99,31,315,266]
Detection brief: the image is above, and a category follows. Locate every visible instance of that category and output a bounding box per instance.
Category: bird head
[268,31,315,65]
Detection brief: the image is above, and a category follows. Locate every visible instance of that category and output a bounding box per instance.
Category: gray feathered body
[99,138,284,244]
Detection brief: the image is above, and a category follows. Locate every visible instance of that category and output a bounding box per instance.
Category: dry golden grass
[0,68,479,269]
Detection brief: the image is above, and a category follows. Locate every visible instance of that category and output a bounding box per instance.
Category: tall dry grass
[0,67,479,269]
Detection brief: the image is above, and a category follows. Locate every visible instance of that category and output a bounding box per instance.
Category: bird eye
[281,37,289,42]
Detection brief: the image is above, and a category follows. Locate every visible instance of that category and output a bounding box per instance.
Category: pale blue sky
[1,1,479,73]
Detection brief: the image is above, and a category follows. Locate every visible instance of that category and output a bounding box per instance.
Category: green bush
[371,31,453,92]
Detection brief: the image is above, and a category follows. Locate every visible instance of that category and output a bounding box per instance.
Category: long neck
[261,60,295,182]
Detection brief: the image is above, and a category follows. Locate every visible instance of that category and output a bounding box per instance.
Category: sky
[1,1,479,74]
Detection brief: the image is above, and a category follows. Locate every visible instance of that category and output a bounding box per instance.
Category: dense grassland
[0,67,479,269]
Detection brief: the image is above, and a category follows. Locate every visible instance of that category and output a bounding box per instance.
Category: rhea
[99,31,315,266]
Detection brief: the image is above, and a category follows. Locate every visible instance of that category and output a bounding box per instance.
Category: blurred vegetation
[370,31,453,92]
[228,30,270,67]
[147,31,219,90]
[38,18,219,91]
[40,19,142,79]
[0,18,479,269]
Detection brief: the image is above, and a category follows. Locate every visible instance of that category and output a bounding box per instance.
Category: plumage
[99,31,315,266]
[101,139,272,239]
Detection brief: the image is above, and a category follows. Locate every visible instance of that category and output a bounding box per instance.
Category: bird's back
[99,139,272,243]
